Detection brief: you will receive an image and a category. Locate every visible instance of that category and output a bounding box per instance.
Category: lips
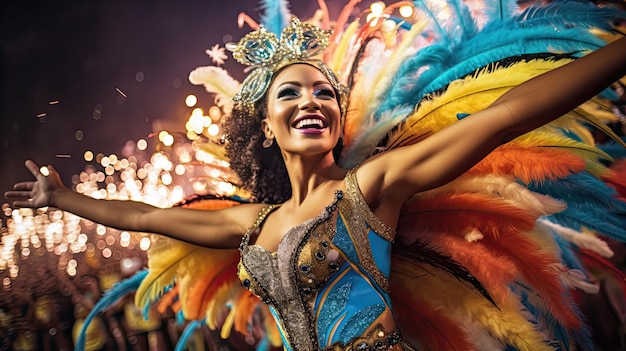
[292,115,328,134]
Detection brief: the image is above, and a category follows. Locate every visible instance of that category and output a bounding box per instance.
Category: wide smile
[292,114,329,134]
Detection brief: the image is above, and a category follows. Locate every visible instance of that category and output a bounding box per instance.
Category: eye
[277,87,300,99]
[313,88,335,99]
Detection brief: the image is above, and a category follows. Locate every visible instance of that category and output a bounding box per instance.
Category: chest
[252,191,342,253]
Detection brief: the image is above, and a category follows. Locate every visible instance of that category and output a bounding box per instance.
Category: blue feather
[174,319,205,351]
[530,173,626,211]
[529,174,626,241]
[550,228,587,274]
[517,0,623,33]
[477,0,525,22]
[374,0,620,117]
[75,270,148,351]
[176,309,186,324]
[412,0,455,46]
[258,0,291,35]
[423,31,605,94]
[516,280,592,351]
[518,288,571,351]
[256,336,271,351]
[600,138,626,159]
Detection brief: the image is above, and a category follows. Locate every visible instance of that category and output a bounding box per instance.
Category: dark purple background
[1,0,373,207]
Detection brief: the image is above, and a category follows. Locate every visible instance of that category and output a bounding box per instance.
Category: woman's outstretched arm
[362,36,626,201]
[5,160,261,249]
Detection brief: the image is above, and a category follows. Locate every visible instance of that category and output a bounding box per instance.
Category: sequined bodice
[238,170,404,351]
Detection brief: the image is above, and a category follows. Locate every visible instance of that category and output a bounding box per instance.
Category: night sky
[1,0,352,214]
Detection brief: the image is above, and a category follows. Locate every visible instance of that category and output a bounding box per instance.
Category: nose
[298,91,321,111]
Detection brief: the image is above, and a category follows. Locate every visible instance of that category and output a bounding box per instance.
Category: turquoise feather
[374,0,620,117]
[75,270,148,351]
[259,0,291,34]
[530,173,626,241]
[174,319,205,351]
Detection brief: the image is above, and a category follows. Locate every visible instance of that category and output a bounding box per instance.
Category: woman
[6,14,626,350]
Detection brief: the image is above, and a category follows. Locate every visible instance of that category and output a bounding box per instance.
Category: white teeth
[295,118,324,129]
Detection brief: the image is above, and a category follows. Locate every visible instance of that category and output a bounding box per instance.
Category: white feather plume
[189,66,241,115]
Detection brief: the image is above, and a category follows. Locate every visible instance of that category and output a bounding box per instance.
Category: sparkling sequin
[339,304,386,341]
[317,282,351,343]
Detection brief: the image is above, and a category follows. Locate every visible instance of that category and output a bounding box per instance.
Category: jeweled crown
[226,17,347,117]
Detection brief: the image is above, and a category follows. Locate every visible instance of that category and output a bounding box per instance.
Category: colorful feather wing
[133,196,280,350]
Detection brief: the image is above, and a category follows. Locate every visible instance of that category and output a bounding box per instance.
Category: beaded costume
[238,170,405,350]
[76,1,626,351]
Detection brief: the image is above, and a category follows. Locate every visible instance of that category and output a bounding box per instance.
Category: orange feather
[400,193,582,328]
[157,286,180,314]
[602,159,626,199]
[416,231,518,305]
[180,249,240,320]
[399,192,537,238]
[468,145,586,184]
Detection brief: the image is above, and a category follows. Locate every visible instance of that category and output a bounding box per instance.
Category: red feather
[602,159,626,199]
[399,192,537,238]
[578,248,626,293]
[415,231,518,305]
[391,273,475,350]
[400,193,582,328]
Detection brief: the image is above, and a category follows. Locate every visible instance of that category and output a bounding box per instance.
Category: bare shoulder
[150,201,271,249]
[351,156,404,231]
[352,155,400,206]
[221,202,271,230]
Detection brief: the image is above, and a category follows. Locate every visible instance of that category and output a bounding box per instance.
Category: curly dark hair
[224,62,347,204]
[224,100,345,204]
[224,99,292,204]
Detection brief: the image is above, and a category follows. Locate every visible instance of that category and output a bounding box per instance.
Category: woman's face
[263,63,341,158]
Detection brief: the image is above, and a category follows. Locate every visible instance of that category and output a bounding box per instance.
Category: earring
[262,137,274,148]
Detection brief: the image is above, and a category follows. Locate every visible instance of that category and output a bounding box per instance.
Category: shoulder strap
[240,204,279,247]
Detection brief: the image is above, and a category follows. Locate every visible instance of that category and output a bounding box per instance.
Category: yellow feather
[176,247,239,320]
[134,237,200,309]
[392,257,557,351]
[386,59,572,149]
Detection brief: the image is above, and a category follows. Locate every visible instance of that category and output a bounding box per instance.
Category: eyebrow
[277,80,332,87]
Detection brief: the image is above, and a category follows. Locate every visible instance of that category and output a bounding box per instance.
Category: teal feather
[529,174,626,241]
[375,0,618,116]
[423,31,606,94]
[550,208,626,241]
[600,139,626,159]
[518,0,623,33]
[259,0,291,35]
[477,0,528,22]
[553,231,588,275]
[75,270,148,351]
[174,319,204,351]
[518,290,571,351]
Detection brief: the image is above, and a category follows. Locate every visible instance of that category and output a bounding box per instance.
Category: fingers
[5,189,31,198]
[10,200,34,208]
[4,189,34,208]
[24,160,41,177]
[11,182,34,191]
